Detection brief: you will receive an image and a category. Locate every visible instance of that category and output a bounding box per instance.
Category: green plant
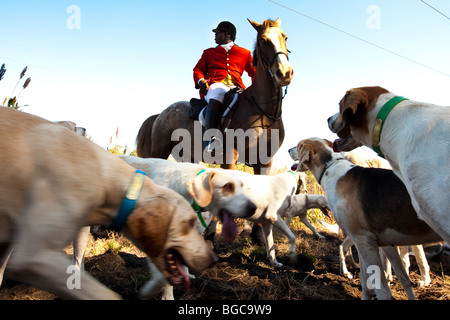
[91,231,123,256]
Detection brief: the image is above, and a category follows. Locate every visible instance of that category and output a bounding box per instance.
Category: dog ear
[341,88,369,117]
[186,171,215,207]
[297,143,313,171]
[323,139,333,148]
[127,203,172,258]
[337,89,369,138]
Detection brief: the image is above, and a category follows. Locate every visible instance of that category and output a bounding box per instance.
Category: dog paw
[287,252,298,264]
[270,261,283,268]
[342,272,353,279]
[418,279,431,287]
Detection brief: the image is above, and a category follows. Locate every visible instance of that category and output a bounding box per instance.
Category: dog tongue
[174,256,190,291]
[221,211,238,242]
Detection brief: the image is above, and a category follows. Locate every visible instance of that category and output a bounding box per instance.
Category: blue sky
[1,0,449,168]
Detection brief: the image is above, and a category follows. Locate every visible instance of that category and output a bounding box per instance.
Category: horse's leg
[136,114,159,158]
[253,159,272,175]
[150,142,173,160]
[221,148,238,170]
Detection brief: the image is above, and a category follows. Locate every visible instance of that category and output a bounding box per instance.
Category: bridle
[250,30,291,122]
[256,39,290,89]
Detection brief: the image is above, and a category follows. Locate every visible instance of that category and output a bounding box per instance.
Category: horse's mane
[260,19,279,31]
[252,19,279,66]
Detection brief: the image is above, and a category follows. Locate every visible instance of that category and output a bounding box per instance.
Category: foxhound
[292,137,442,299]
[328,86,450,245]
[0,107,216,299]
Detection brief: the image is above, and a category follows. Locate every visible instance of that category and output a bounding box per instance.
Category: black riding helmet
[212,21,236,41]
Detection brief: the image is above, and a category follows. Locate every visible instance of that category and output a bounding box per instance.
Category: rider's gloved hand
[198,79,209,96]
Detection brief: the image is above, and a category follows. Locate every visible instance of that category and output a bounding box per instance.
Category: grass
[64,229,142,259]
[91,231,123,255]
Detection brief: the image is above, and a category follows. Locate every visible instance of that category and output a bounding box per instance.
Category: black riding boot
[203,99,223,152]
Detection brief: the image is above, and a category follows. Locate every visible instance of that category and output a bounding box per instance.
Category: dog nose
[245,202,257,218]
[327,115,336,128]
[209,252,219,266]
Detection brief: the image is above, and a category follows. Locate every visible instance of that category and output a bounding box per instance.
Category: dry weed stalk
[1,64,31,110]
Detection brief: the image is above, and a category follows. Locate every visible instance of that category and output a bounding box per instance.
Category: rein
[249,93,282,122]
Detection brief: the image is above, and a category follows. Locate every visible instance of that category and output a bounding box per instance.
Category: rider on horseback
[193,21,256,153]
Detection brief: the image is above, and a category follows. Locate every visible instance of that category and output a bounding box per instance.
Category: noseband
[267,50,290,68]
[257,43,290,80]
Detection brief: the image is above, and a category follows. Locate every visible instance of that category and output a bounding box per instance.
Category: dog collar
[318,158,345,185]
[288,170,301,193]
[372,96,408,157]
[192,169,209,229]
[109,170,146,231]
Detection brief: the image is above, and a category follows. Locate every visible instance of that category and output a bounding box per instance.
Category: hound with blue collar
[0,107,216,299]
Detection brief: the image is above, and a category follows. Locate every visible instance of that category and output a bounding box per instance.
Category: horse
[136,18,293,175]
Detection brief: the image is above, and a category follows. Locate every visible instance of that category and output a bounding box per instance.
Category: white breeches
[204,82,235,103]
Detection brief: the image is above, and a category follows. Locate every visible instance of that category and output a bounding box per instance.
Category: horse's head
[248,18,293,87]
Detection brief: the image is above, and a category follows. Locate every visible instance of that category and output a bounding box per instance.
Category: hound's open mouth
[165,249,190,290]
[291,162,298,171]
[333,138,347,152]
[219,209,238,242]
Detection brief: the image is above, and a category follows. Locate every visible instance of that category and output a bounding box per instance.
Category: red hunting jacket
[193,44,256,94]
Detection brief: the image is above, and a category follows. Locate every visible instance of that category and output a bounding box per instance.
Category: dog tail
[317,219,340,234]
[136,114,159,158]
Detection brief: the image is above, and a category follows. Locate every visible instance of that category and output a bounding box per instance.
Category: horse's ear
[275,17,281,26]
[248,18,261,31]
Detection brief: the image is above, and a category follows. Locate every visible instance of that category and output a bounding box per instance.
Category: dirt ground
[1,218,449,301]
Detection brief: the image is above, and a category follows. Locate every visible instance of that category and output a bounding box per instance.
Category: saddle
[188,87,243,125]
